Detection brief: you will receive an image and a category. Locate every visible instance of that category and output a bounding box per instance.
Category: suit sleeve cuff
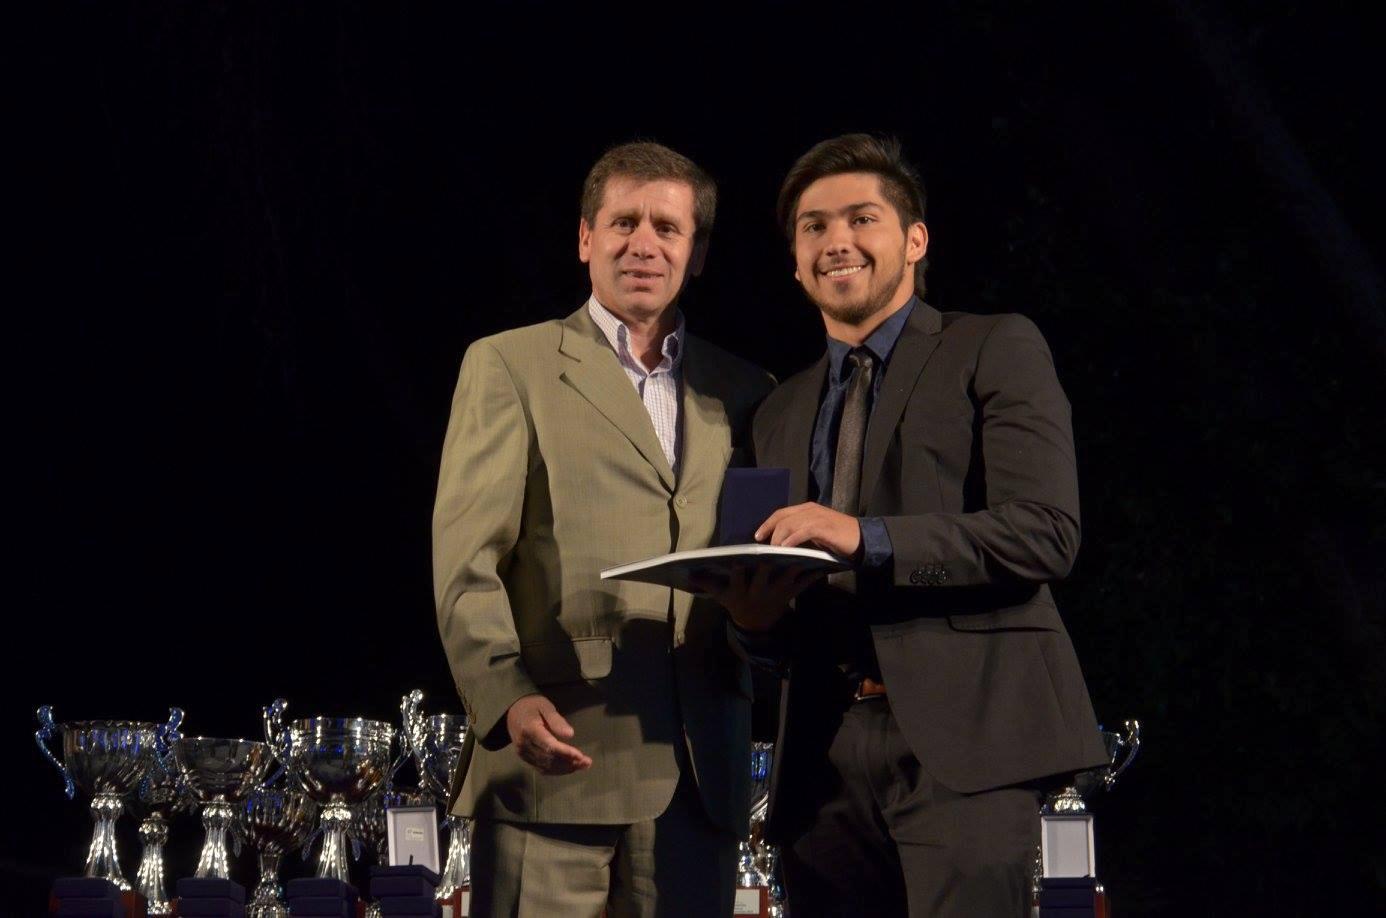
[858,516,894,569]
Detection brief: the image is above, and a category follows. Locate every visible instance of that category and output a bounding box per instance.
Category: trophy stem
[249,846,289,918]
[84,792,132,891]
[195,800,237,879]
[765,845,787,916]
[136,811,172,914]
[316,802,354,882]
[438,814,471,898]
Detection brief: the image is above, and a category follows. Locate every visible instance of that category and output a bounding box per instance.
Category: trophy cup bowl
[264,700,395,883]
[172,737,274,880]
[401,690,470,897]
[35,706,180,891]
[284,717,396,801]
[241,784,318,918]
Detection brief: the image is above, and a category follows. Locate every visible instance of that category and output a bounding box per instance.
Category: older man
[433,142,772,917]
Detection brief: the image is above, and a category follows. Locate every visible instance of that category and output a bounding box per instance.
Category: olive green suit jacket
[433,304,772,835]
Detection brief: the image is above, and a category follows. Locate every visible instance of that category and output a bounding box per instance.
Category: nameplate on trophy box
[387,805,442,873]
[1040,813,1095,877]
[733,886,768,916]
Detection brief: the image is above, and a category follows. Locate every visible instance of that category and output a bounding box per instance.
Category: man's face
[792,172,926,326]
[579,176,703,322]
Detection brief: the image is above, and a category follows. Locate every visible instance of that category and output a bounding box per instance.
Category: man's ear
[578,218,592,264]
[906,222,929,266]
[689,236,709,277]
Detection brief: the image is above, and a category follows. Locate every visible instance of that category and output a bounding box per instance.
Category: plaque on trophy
[386,805,442,873]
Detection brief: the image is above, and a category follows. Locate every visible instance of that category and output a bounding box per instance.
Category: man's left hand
[755,502,863,561]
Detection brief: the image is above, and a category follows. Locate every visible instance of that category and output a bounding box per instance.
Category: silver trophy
[1038,719,1142,880]
[240,782,318,918]
[35,706,182,891]
[1045,719,1142,814]
[132,710,187,915]
[263,698,396,883]
[400,689,470,898]
[172,736,274,880]
[353,786,433,918]
[737,742,774,889]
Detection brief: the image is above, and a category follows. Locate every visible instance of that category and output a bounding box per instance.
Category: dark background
[9,1,1383,914]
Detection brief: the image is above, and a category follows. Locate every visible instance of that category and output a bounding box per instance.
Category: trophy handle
[151,707,185,783]
[263,699,291,763]
[171,772,198,814]
[34,705,76,800]
[1104,718,1142,789]
[156,707,185,752]
[400,689,426,761]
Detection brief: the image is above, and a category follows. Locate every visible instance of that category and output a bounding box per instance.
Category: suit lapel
[780,355,828,503]
[558,306,676,492]
[859,304,943,509]
[679,337,732,506]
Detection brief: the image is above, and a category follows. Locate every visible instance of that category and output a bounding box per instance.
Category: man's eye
[801,223,822,234]
[613,218,635,230]
[853,215,875,225]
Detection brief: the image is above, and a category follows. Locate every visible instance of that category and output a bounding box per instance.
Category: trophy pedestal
[46,888,147,917]
[733,887,769,917]
[1033,877,1112,918]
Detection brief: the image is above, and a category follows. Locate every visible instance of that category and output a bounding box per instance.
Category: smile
[622,270,663,280]
[823,265,865,278]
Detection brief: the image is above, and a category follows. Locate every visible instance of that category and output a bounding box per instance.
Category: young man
[433,142,772,916]
[725,134,1108,916]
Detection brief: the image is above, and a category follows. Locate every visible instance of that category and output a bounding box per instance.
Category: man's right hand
[697,562,823,632]
[505,693,593,775]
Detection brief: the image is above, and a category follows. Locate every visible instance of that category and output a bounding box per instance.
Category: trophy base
[439,885,470,917]
[46,888,147,917]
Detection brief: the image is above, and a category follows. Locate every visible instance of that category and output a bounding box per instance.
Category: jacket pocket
[947,600,1062,633]
[522,636,614,684]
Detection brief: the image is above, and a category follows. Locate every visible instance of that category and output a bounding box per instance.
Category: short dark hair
[580,141,717,241]
[777,134,928,292]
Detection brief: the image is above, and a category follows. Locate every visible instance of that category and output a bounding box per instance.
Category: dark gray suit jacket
[751,302,1108,841]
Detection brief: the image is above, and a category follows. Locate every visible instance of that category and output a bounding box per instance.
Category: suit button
[910,570,924,585]
[674,495,688,508]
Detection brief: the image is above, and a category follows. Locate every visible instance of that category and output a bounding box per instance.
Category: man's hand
[755,502,863,560]
[696,562,822,633]
[505,694,593,775]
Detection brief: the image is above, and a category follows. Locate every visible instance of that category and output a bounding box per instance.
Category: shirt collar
[826,295,918,382]
[587,295,685,372]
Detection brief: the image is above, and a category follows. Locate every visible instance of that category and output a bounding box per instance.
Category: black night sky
[9,2,1383,915]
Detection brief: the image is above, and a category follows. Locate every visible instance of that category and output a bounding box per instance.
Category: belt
[852,676,887,702]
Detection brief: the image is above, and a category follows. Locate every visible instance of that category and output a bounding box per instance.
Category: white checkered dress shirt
[587,296,684,475]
